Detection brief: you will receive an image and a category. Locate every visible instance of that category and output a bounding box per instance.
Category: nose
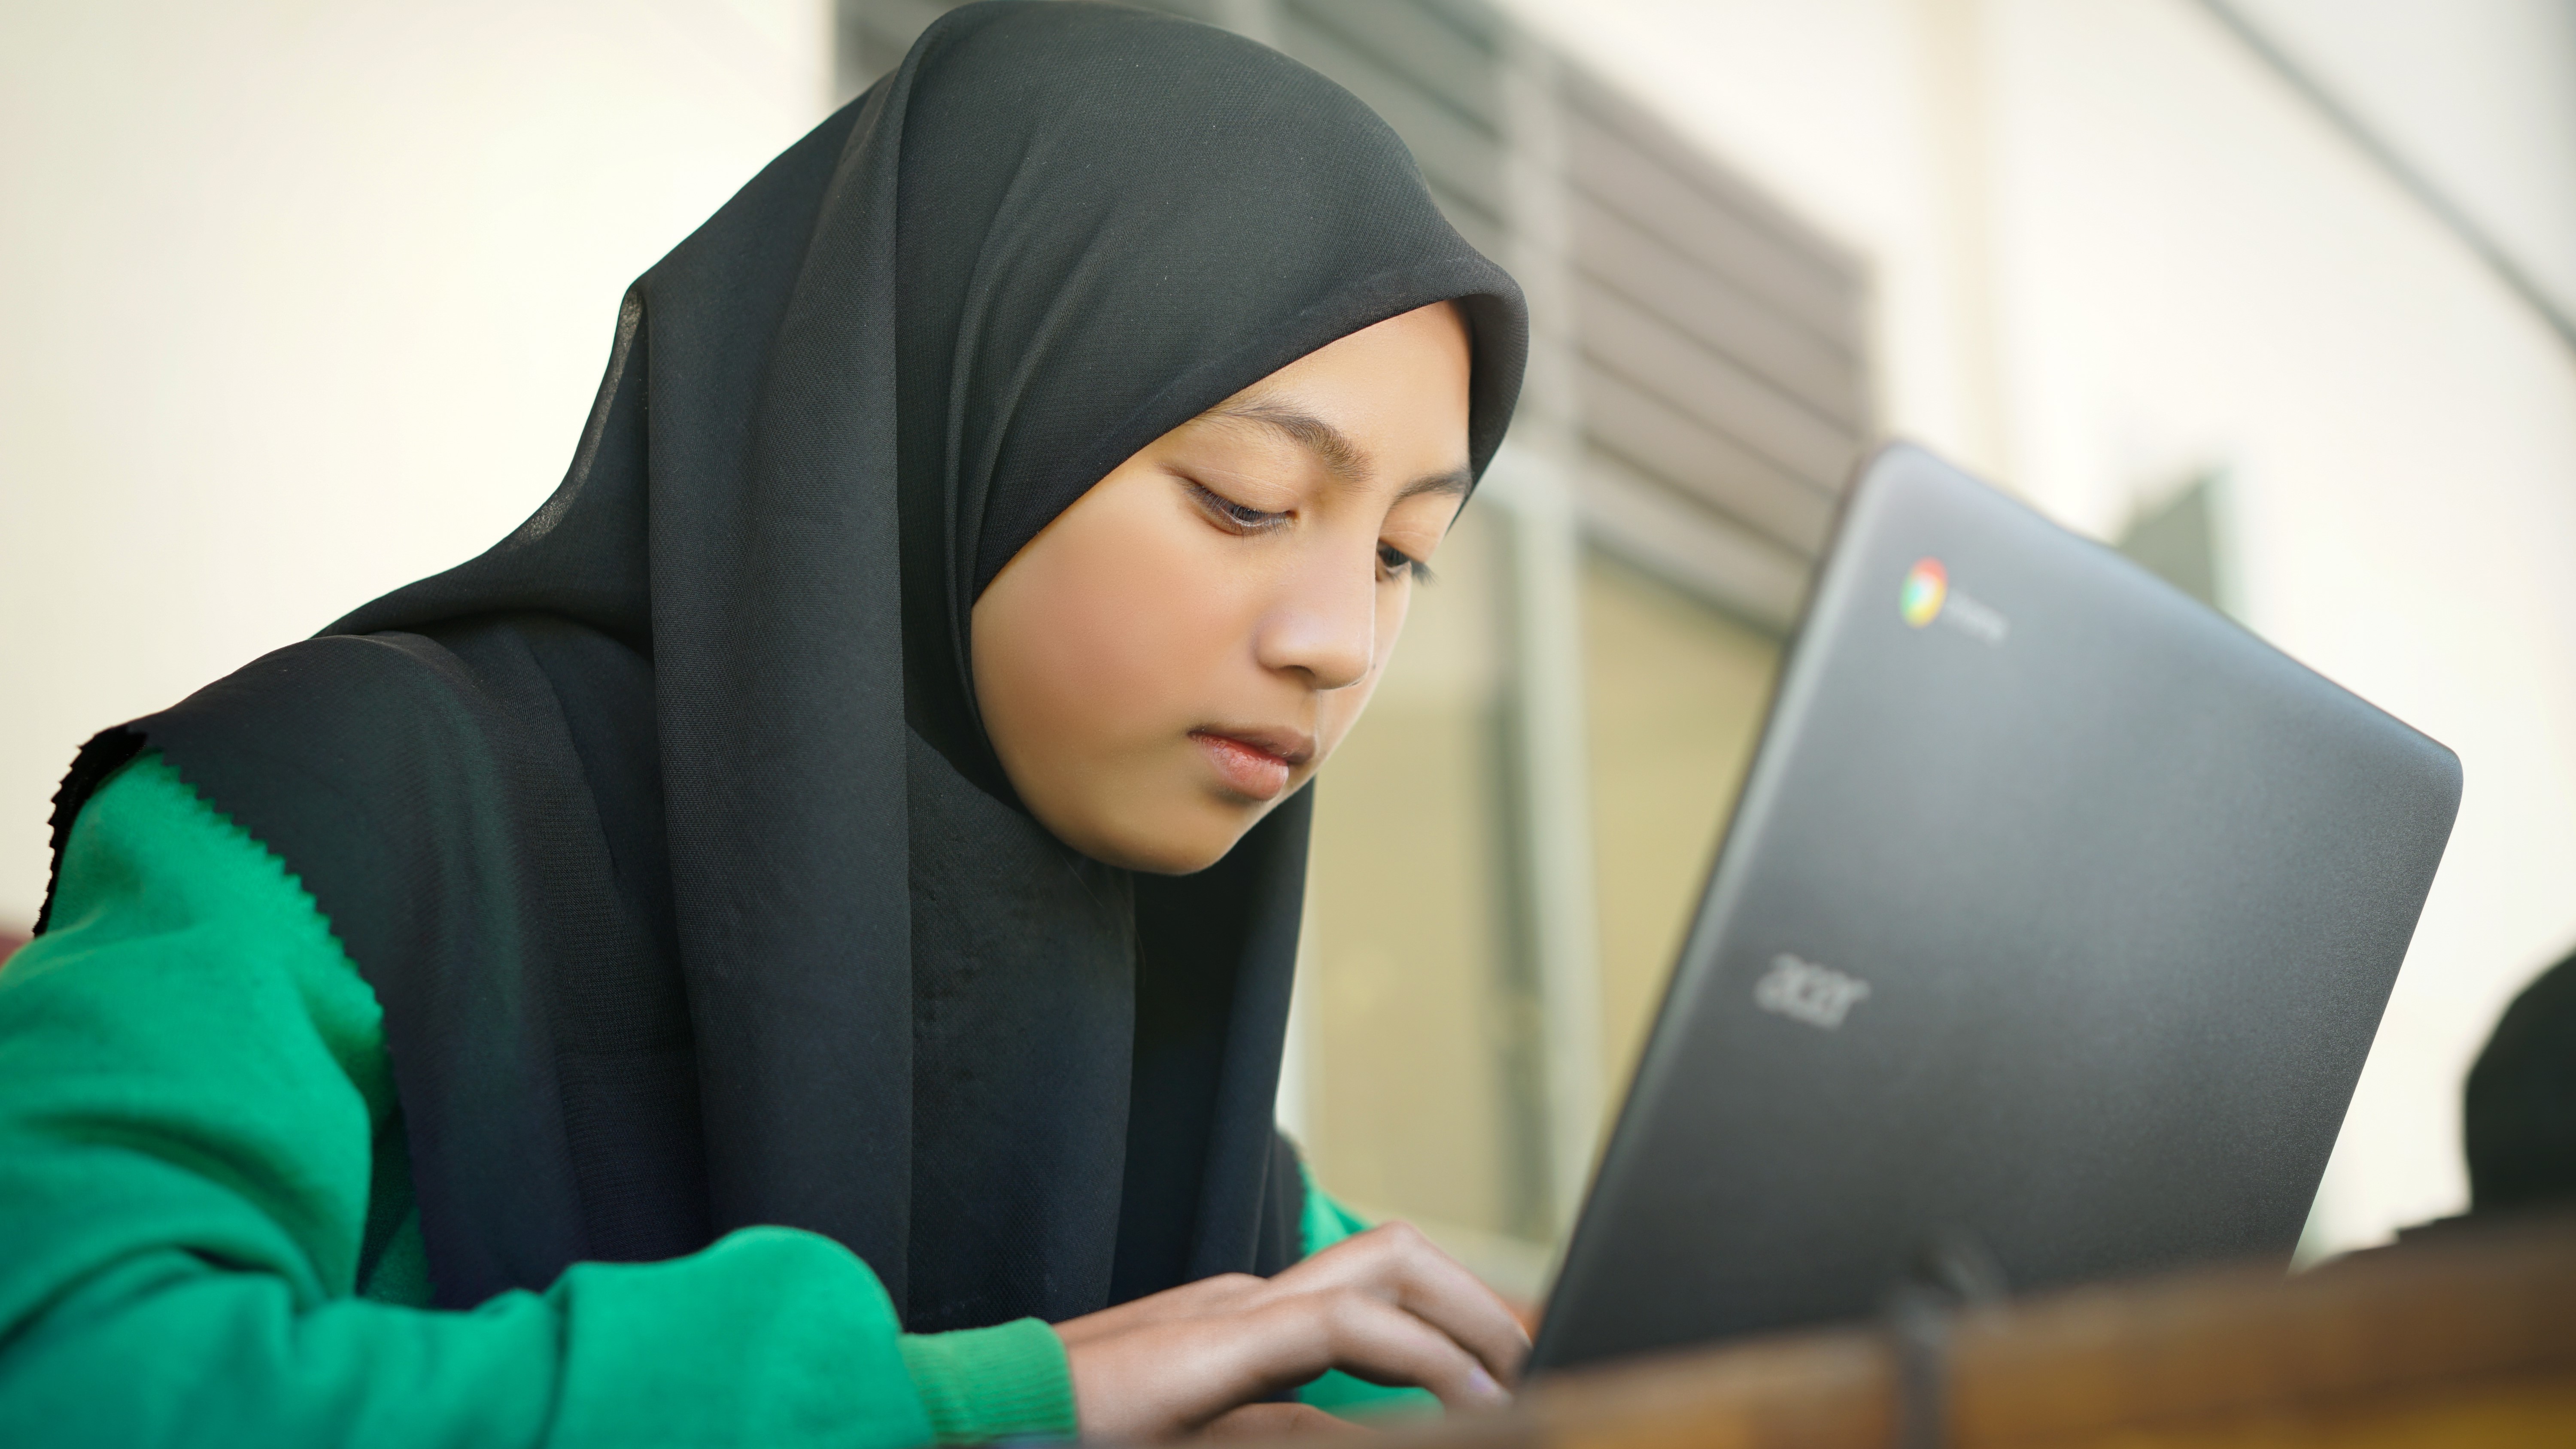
[1254,538,1377,691]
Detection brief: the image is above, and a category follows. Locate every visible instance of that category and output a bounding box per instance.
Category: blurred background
[3,0,2571,1291]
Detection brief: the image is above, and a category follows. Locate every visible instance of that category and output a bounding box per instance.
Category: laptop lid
[1531,444,2460,1372]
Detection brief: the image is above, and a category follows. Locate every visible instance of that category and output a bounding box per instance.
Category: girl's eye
[1378,541,1433,583]
[1186,478,1431,582]
[1187,480,1287,531]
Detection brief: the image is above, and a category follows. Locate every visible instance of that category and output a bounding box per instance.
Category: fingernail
[1469,1367,1501,1399]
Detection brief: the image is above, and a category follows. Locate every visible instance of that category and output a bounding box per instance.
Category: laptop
[1529,443,2461,1372]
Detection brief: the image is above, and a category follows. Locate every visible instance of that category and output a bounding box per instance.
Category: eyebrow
[1202,395,1474,502]
[1395,466,1476,504]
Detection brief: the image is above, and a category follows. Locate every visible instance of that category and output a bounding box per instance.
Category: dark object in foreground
[2469,946,2576,1214]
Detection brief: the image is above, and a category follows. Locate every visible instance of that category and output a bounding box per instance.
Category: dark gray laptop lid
[1532,445,2460,1371]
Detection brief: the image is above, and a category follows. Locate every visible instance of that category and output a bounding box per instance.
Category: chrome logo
[1900,558,1947,626]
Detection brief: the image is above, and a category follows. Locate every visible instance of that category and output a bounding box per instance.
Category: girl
[0,4,1529,1442]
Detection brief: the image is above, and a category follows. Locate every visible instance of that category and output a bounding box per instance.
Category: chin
[1075,799,1264,876]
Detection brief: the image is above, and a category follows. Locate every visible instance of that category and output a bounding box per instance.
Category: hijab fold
[42,1,1525,1323]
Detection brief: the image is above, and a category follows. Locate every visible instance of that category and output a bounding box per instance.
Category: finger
[1195,1403,1367,1439]
[1269,1224,1531,1385]
[1266,1287,1514,1414]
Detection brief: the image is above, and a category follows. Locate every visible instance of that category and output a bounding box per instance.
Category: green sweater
[0,752,1426,1445]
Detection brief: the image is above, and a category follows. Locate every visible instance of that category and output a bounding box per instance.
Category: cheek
[984,489,1258,756]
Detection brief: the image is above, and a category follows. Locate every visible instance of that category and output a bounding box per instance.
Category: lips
[1190,726,1314,802]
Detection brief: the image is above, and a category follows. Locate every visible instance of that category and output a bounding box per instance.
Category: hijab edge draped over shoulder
[39,2,1526,1326]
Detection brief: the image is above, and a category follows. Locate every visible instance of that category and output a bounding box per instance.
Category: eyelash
[1188,480,1285,532]
[1380,541,1434,584]
[1186,480,1433,584]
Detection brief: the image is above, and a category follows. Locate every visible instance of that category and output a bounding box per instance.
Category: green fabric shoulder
[7,750,392,1301]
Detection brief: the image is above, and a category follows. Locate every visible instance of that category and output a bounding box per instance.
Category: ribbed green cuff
[897,1318,1078,1445]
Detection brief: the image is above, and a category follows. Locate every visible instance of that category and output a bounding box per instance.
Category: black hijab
[41,1,1524,1327]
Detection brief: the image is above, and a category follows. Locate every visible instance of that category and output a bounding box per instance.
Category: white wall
[2230,0,2576,328]
[0,1,834,927]
[1498,0,2576,1253]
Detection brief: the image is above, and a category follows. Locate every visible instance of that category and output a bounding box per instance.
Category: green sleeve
[1290,1163,1443,1422]
[0,752,1070,1447]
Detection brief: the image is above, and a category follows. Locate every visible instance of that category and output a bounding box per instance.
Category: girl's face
[972,301,1475,873]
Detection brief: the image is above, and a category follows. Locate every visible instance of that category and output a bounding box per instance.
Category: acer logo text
[1753,953,1872,1030]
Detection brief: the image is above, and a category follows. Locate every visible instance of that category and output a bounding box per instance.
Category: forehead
[1190,309,1473,474]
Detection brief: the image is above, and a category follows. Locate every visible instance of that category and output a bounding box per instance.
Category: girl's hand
[1052,1222,1529,1440]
